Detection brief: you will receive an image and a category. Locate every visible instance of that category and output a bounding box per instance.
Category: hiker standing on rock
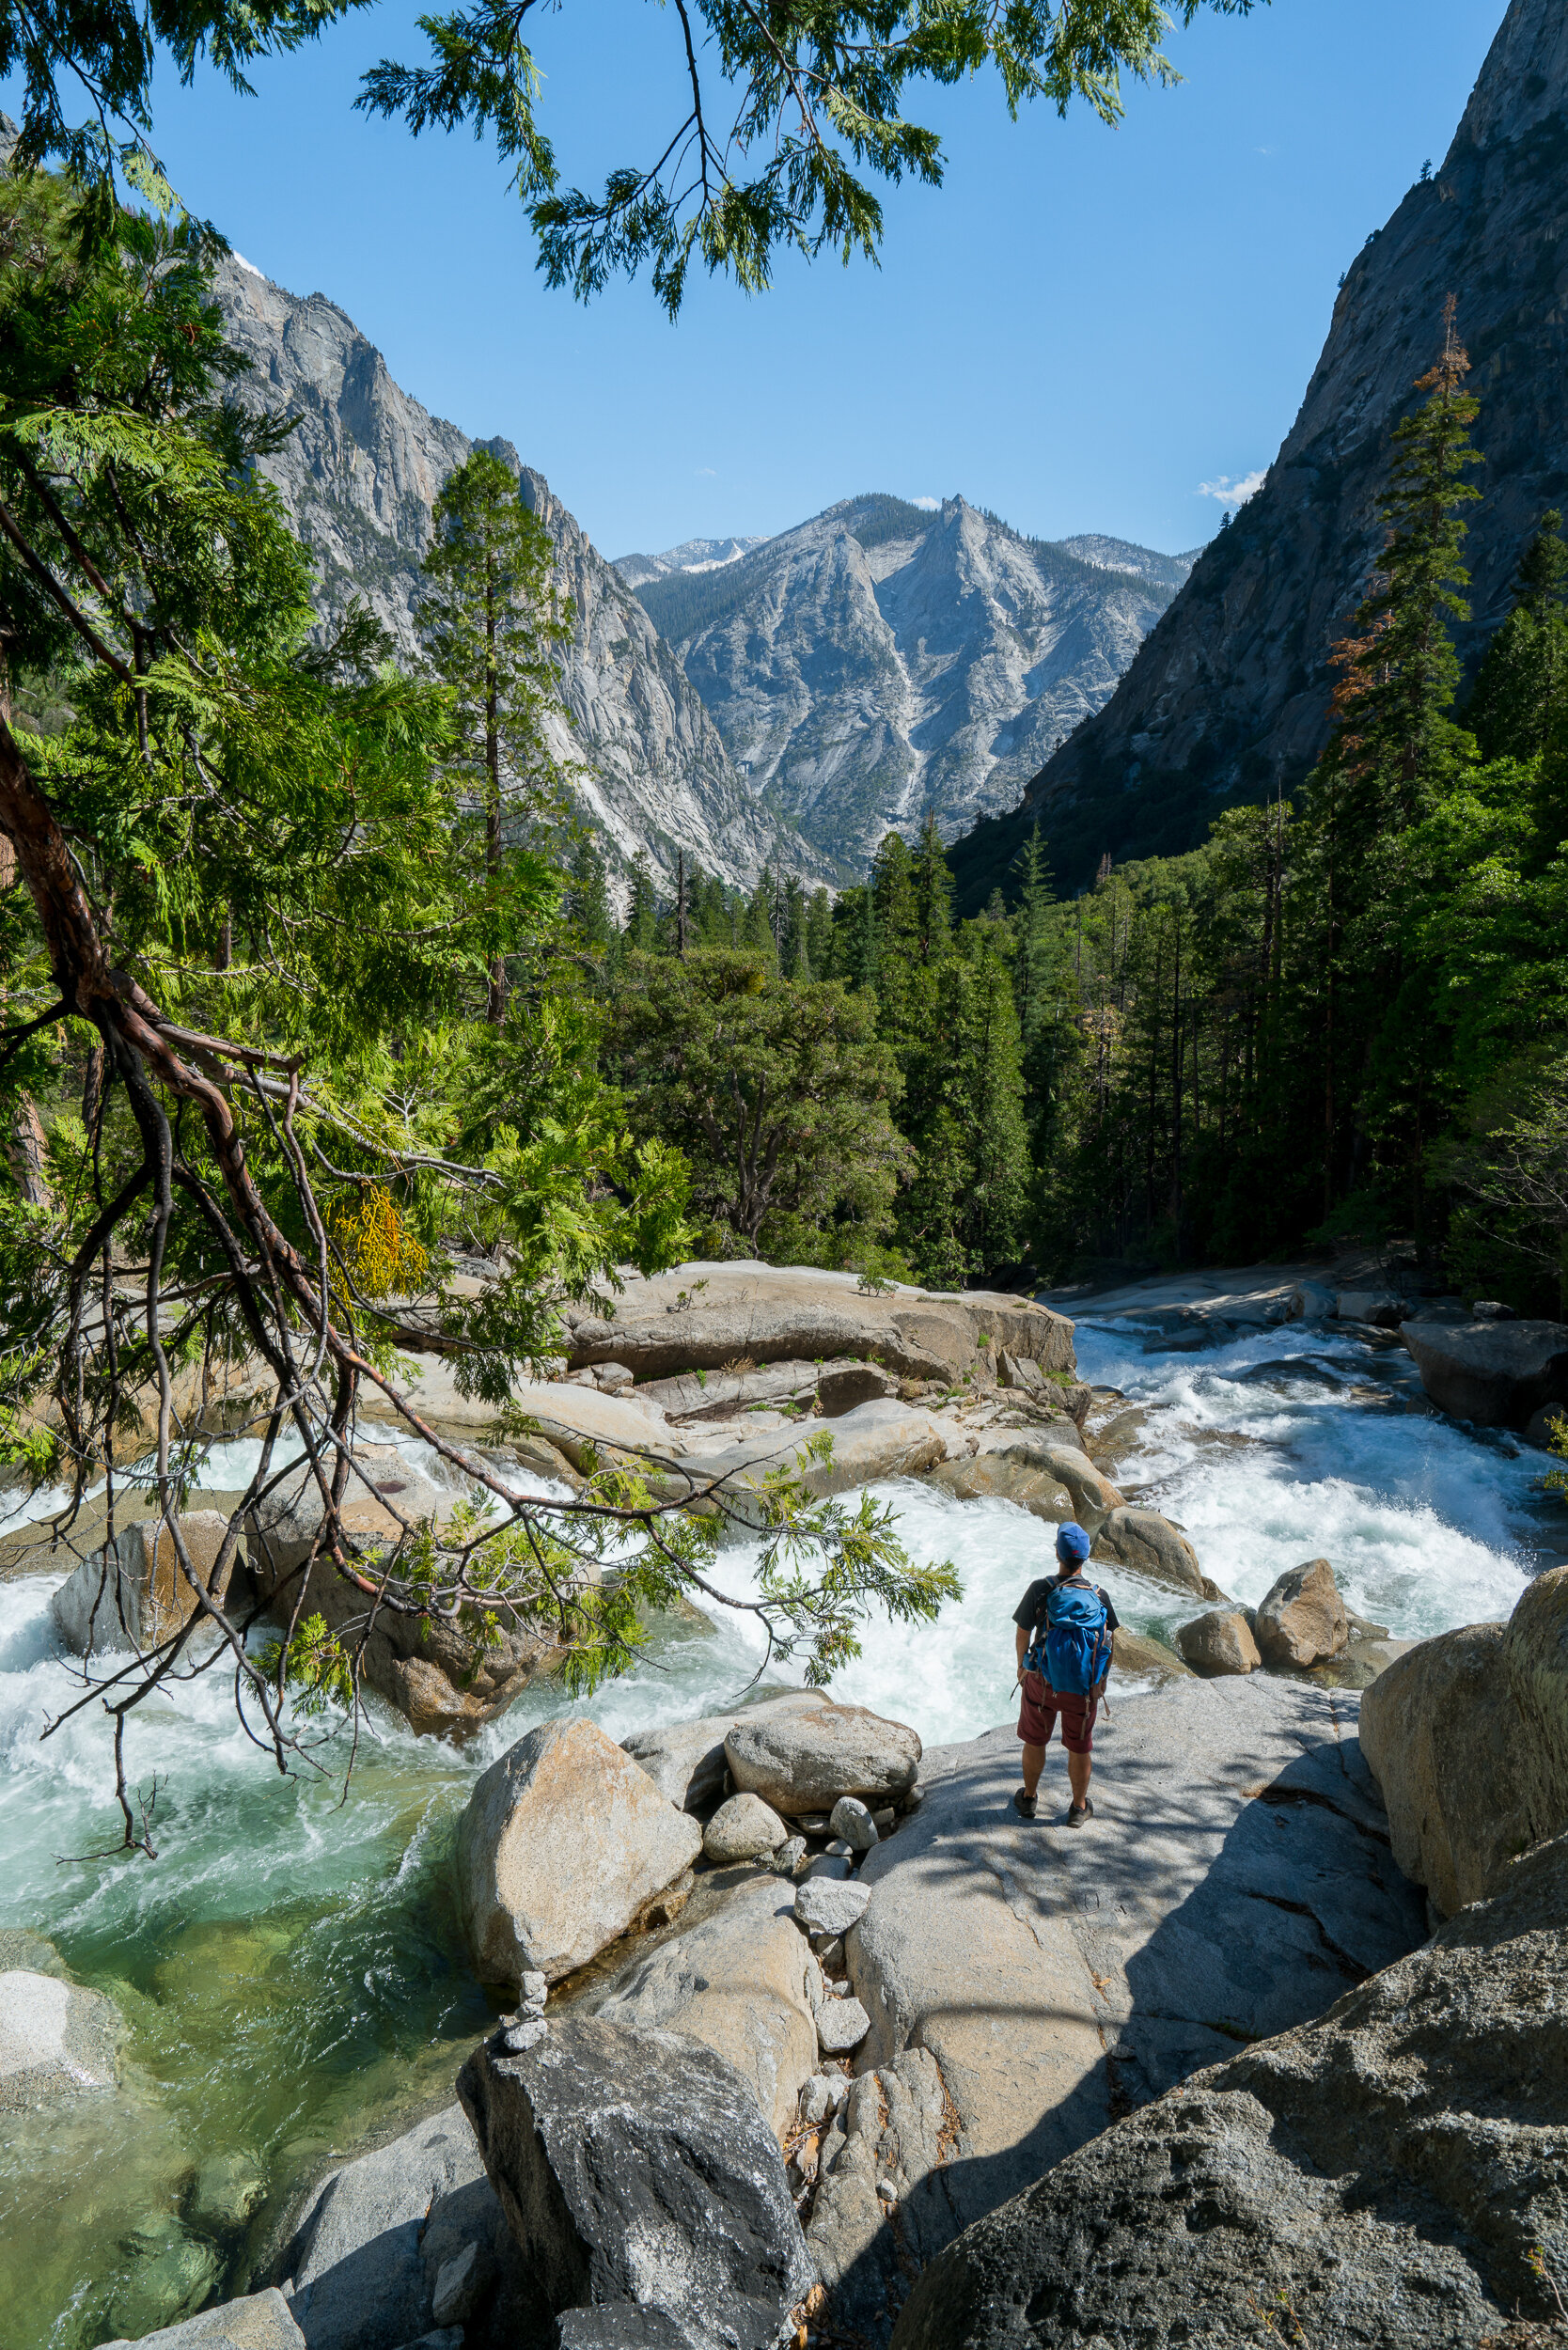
[1012,1523,1118,1825]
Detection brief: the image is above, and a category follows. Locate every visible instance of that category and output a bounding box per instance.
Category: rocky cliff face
[630,496,1184,870]
[971,0,1568,900]
[213,261,825,891]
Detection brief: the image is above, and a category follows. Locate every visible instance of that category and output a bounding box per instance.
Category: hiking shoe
[1012,1789,1038,1819]
[1067,1798,1094,1826]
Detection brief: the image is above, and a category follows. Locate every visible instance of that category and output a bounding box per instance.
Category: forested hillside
[584,317,1568,1310]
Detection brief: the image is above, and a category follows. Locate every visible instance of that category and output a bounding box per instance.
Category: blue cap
[1056,1521,1091,1566]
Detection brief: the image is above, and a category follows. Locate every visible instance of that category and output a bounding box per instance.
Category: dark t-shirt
[1014,1574,1121,1640]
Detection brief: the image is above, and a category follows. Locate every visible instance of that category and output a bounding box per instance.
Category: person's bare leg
[1067,1748,1091,1809]
[1021,1742,1046,1799]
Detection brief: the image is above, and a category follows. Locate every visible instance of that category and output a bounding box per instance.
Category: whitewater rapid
[1,1309,1556,2346]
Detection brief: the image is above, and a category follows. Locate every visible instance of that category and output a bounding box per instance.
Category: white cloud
[232,250,264,279]
[912,495,940,510]
[1197,468,1266,509]
[694,465,716,477]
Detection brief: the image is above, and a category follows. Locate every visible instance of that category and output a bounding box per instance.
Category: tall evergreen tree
[1011,824,1056,1044]
[781,874,809,978]
[806,886,834,979]
[562,832,614,947]
[871,832,918,964]
[626,853,658,950]
[421,451,570,1021]
[1466,509,1568,764]
[914,810,954,964]
[743,864,780,966]
[1318,299,1482,850]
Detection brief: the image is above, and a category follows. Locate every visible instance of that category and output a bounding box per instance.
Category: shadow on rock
[808,1680,1427,2345]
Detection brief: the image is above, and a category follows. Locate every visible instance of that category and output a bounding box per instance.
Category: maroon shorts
[1017,1669,1098,1755]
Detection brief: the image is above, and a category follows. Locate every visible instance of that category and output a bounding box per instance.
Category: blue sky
[8,0,1504,558]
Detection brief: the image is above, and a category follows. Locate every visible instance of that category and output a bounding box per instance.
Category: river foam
[1,1308,1556,2345]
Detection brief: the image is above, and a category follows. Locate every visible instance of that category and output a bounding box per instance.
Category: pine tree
[781,874,809,978]
[421,451,571,1022]
[563,832,613,946]
[913,811,954,964]
[806,886,834,979]
[626,854,658,950]
[1466,509,1568,763]
[743,866,779,967]
[1319,298,1482,847]
[1011,823,1056,1044]
[871,832,917,964]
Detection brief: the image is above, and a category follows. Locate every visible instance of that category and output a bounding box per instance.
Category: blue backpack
[1028,1578,1113,1698]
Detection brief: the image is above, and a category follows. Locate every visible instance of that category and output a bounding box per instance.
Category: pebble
[812,1934,845,1968]
[773,1836,808,1877]
[500,2016,548,2055]
[824,1839,854,1859]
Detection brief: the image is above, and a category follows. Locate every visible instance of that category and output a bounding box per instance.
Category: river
[1,1307,1559,2346]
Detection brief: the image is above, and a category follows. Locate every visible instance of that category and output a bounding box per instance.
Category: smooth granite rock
[978,1436,1121,1531]
[701,1792,789,1864]
[0,1967,119,2111]
[1502,1560,1568,1861]
[1175,1607,1261,1676]
[635,1360,826,1423]
[50,1512,230,1656]
[727,1703,920,1815]
[1402,1314,1568,1430]
[458,1717,702,1986]
[1109,1627,1192,1680]
[281,2106,492,2350]
[829,1796,879,1854]
[620,1692,830,1813]
[1360,1564,1568,1915]
[818,1363,900,1415]
[102,2292,306,2350]
[816,1997,870,2057]
[561,1266,1074,1386]
[793,1879,871,1939]
[807,1677,1425,2344]
[245,1452,569,1736]
[1091,1506,1209,1596]
[674,1399,946,1526]
[457,2014,811,2346]
[889,1829,1568,2350]
[925,1449,1075,1521]
[591,1876,823,2140]
[1254,1557,1349,1668]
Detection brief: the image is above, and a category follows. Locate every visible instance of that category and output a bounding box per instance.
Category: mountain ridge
[624,494,1194,868]
[955,0,1568,906]
[212,258,832,893]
